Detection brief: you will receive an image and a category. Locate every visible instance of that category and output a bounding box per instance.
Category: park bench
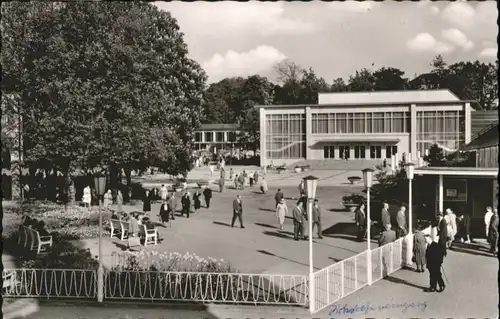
[22,226,53,254]
[2,270,17,293]
[110,219,130,240]
[139,224,158,247]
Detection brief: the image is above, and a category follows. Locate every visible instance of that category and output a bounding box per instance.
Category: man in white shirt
[485,206,493,239]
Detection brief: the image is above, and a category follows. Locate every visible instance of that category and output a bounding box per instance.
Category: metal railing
[2,269,97,299]
[2,268,307,306]
[312,237,404,313]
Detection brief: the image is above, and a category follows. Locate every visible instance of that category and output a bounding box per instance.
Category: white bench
[139,224,158,247]
[3,270,17,293]
[19,225,53,254]
[110,219,130,241]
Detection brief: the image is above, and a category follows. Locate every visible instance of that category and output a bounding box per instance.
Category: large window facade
[311,112,410,134]
[416,110,465,154]
[266,114,306,159]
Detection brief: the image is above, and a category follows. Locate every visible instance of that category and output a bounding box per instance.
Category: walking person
[160,184,168,202]
[116,190,123,212]
[260,177,268,194]
[437,212,448,256]
[181,192,191,218]
[82,185,92,210]
[219,177,225,193]
[229,168,234,180]
[379,224,396,276]
[167,192,177,220]
[444,209,455,248]
[355,203,366,242]
[103,189,113,209]
[143,190,152,215]
[253,171,259,184]
[238,174,245,190]
[293,201,306,241]
[231,195,244,228]
[126,213,142,252]
[203,187,212,208]
[488,209,498,256]
[275,188,284,208]
[380,202,391,231]
[234,174,239,190]
[425,240,446,292]
[159,200,169,224]
[312,199,323,239]
[276,198,288,230]
[457,212,472,243]
[485,206,494,239]
[396,206,408,239]
[193,190,202,214]
[298,180,305,197]
[413,224,428,272]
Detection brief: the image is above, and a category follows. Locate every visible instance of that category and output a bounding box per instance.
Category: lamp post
[362,168,374,285]
[303,175,318,314]
[93,173,107,303]
[405,162,415,267]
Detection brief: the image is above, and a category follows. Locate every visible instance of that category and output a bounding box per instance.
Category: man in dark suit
[231,195,244,228]
[203,187,212,208]
[181,192,191,218]
[355,203,366,242]
[457,212,471,243]
[159,199,169,224]
[381,202,391,230]
[426,241,446,292]
[293,201,305,241]
[312,199,323,239]
[275,189,284,208]
[167,193,177,220]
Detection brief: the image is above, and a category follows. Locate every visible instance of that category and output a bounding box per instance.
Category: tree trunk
[62,165,75,206]
[124,168,132,186]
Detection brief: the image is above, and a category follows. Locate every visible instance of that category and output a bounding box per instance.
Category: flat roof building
[256,89,479,167]
[194,123,239,151]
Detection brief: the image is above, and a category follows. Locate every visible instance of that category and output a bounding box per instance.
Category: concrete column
[259,108,266,167]
[212,132,216,143]
[335,146,340,159]
[391,155,395,170]
[305,107,312,159]
[365,145,370,159]
[465,102,471,144]
[201,131,205,143]
[438,174,444,213]
[410,104,417,156]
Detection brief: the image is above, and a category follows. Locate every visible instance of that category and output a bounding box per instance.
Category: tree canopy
[1,2,207,177]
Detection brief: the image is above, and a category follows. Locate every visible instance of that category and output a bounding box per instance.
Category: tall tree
[331,78,348,92]
[299,68,331,103]
[347,68,375,92]
[1,2,207,193]
[373,67,408,91]
[273,60,303,84]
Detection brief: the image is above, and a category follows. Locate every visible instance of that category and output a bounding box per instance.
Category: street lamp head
[302,175,319,199]
[405,162,415,180]
[361,168,374,188]
[93,174,107,196]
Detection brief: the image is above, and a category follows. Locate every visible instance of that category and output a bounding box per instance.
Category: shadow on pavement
[212,221,231,227]
[329,208,348,212]
[450,246,494,257]
[255,222,277,229]
[328,257,341,263]
[262,230,291,240]
[258,208,274,212]
[384,276,427,290]
[256,249,319,270]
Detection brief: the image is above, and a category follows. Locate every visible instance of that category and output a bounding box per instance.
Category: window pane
[336,113,347,133]
[393,112,404,132]
[366,113,373,133]
[373,112,384,133]
[354,113,365,133]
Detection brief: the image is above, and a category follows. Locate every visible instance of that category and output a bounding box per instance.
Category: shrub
[342,193,365,205]
[20,241,99,269]
[106,251,241,300]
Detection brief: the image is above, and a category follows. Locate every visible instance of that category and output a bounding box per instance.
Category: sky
[154,1,498,84]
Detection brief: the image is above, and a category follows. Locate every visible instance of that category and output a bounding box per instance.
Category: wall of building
[477,145,499,168]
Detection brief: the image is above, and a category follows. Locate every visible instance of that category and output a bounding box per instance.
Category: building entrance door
[339,145,350,159]
[385,145,397,158]
[370,145,382,159]
[323,145,335,159]
[354,145,366,159]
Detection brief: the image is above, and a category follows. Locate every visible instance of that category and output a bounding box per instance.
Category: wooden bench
[110,219,130,240]
[139,224,158,247]
[20,226,52,254]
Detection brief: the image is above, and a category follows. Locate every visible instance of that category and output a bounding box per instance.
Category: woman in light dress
[82,185,91,209]
[260,177,268,194]
[276,198,288,230]
[103,189,113,209]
